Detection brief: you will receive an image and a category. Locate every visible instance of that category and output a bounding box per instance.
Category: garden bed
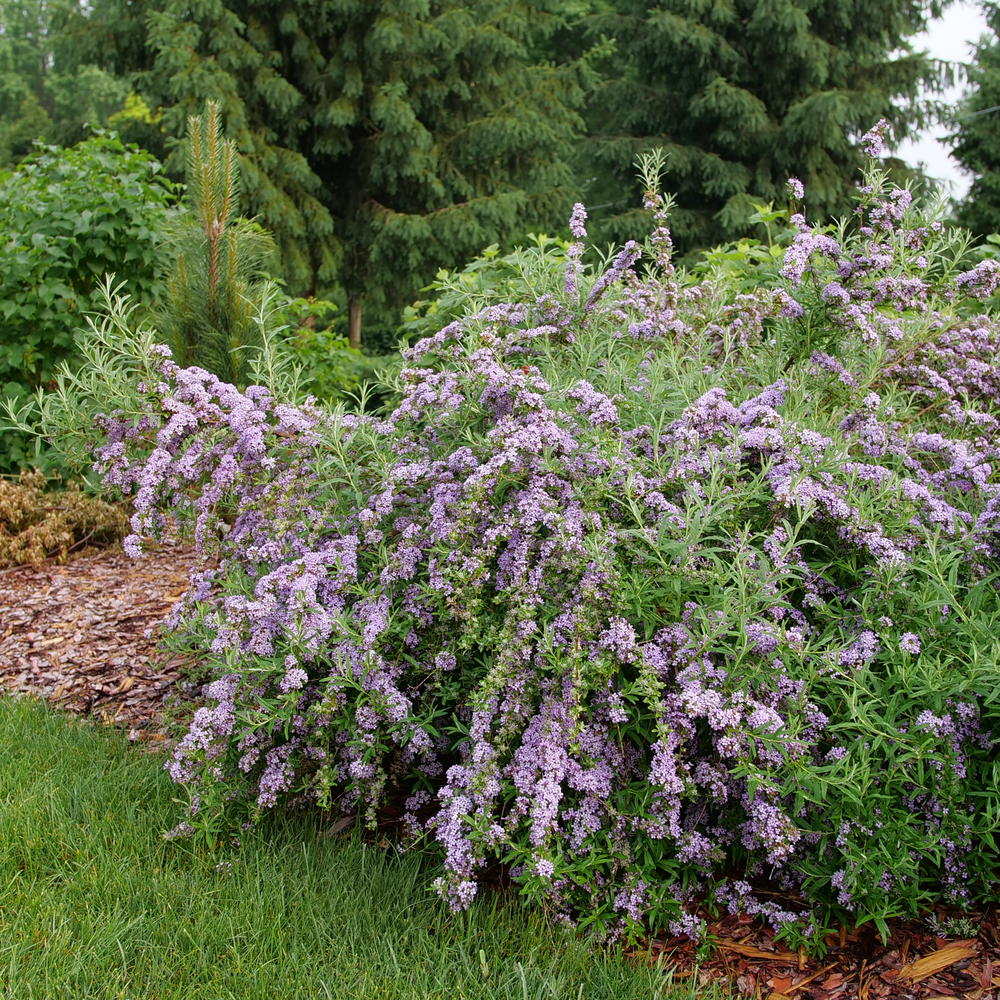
[0,536,200,739]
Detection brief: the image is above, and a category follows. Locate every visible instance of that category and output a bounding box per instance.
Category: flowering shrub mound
[63,139,1000,944]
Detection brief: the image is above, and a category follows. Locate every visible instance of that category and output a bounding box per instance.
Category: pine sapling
[157,102,279,387]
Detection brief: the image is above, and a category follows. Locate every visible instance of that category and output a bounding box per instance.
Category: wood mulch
[626,908,1000,999]
[0,536,203,742]
[1,543,998,999]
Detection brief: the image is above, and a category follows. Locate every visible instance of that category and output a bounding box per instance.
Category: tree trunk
[348,294,362,350]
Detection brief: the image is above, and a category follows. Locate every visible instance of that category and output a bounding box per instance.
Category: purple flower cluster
[564,202,588,296]
[861,118,890,159]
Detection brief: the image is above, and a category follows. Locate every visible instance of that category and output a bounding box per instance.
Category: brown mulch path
[0,537,202,741]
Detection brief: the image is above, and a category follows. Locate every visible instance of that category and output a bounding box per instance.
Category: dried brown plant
[0,469,126,568]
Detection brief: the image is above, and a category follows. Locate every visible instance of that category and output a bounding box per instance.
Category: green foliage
[0,0,52,165]
[0,93,50,168]
[43,61,131,147]
[118,0,596,349]
[0,696,693,1000]
[0,131,177,472]
[0,0,156,166]
[156,101,277,387]
[577,0,949,255]
[276,296,392,405]
[950,2,1000,235]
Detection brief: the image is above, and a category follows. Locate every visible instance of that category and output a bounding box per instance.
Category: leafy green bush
[40,137,1000,946]
[286,323,389,405]
[0,130,176,471]
[270,295,395,406]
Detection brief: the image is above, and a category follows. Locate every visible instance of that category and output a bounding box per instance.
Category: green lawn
[0,697,699,999]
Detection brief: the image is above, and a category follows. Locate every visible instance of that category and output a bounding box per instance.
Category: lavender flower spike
[860,118,890,159]
[564,203,588,296]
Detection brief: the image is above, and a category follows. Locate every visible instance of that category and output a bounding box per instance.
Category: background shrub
[0,130,177,472]
[284,317,392,407]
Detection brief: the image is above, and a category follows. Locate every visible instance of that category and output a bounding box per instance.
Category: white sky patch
[895,0,991,197]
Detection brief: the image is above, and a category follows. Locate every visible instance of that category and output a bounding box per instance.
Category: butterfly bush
[81,159,1000,944]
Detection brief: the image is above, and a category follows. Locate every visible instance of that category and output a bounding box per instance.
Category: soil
[1,542,998,999]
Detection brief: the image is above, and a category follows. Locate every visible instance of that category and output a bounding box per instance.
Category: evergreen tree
[157,101,276,387]
[950,2,1000,235]
[579,0,949,254]
[127,0,592,349]
[0,0,53,165]
[51,0,156,79]
[0,0,149,166]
